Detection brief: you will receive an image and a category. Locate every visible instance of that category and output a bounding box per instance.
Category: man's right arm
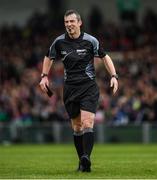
[39,56,53,93]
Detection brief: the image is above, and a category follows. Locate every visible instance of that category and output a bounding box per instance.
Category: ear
[78,20,82,27]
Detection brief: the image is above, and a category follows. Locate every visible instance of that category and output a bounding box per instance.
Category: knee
[81,111,95,129]
[72,121,83,132]
[82,118,94,129]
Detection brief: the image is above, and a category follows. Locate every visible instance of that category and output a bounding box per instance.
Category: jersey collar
[65,31,84,41]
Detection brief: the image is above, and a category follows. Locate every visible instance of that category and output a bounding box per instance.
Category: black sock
[73,131,84,160]
[83,128,94,158]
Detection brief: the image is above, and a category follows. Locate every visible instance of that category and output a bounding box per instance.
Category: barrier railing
[0,122,156,144]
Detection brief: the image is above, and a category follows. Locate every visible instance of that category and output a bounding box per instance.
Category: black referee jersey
[46,32,106,84]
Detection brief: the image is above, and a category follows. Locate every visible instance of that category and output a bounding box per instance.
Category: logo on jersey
[61,51,67,55]
[76,49,87,56]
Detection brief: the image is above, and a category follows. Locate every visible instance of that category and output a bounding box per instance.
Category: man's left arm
[102,54,118,94]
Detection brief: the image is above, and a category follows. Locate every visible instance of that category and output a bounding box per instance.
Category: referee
[40,9,118,172]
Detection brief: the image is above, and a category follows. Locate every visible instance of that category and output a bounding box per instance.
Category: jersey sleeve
[93,38,106,58]
[46,39,57,60]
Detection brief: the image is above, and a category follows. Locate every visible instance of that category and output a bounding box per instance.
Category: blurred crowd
[0,6,157,130]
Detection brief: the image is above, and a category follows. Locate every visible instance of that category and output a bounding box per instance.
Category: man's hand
[39,76,49,93]
[110,77,118,95]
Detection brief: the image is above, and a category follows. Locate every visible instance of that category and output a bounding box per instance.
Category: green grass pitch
[0,144,157,179]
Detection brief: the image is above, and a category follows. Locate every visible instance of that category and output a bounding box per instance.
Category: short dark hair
[64,9,81,21]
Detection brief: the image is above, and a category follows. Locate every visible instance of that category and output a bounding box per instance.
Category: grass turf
[0,144,157,179]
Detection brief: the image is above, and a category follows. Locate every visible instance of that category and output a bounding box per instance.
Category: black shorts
[63,81,99,119]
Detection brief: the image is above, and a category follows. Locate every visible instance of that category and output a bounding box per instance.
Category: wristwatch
[41,73,48,78]
[111,74,118,80]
